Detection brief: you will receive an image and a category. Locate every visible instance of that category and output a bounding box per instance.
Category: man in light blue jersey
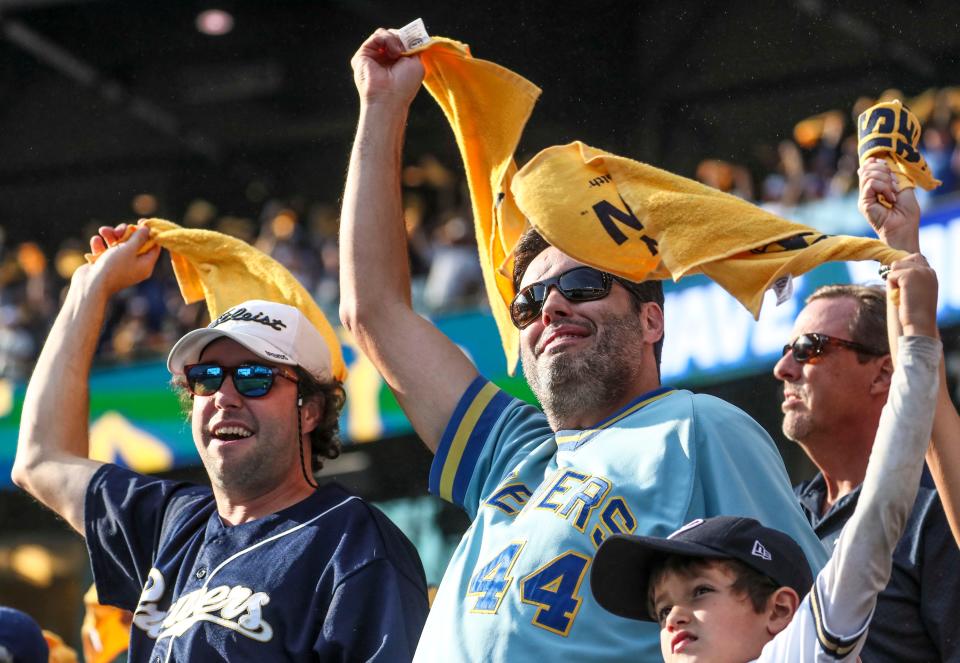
[340,28,827,662]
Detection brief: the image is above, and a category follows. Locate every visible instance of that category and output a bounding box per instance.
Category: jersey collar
[555,386,676,451]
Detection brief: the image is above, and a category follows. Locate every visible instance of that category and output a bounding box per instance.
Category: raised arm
[859,157,960,546]
[339,29,478,453]
[12,224,160,534]
[815,255,940,643]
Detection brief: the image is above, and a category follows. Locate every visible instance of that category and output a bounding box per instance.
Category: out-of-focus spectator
[0,306,35,379]
[255,201,319,291]
[423,215,483,311]
[695,159,754,200]
[0,606,48,663]
[916,89,960,207]
[313,239,341,319]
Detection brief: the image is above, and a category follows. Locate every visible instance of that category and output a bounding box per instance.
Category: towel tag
[393,18,431,50]
[772,275,794,306]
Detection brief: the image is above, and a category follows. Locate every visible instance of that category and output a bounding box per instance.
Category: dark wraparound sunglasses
[510,266,634,329]
[184,363,298,398]
[782,333,885,364]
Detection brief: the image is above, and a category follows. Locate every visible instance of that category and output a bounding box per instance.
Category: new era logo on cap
[752,540,772,561]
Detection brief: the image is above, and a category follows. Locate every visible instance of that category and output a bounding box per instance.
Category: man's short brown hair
[805,284,888,360]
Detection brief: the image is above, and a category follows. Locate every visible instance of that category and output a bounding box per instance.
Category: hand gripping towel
[409,27,906,370]
[85,219,347,382]
[857,99,942,207]
[411,36,541,374]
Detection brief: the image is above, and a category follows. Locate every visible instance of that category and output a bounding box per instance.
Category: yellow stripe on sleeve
[439,382,502,501]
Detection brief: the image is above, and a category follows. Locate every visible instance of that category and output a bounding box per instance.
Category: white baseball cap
[167,300,333,382]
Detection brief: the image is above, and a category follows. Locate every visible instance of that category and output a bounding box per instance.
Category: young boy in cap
[591,254,941,662]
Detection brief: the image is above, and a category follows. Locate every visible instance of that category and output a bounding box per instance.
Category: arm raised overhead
[339,29,479,453]
[12,224,161,533]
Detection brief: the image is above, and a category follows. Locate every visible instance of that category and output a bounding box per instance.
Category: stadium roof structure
[0,0,958,246]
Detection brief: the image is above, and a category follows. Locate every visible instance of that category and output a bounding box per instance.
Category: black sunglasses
[184,363,298,398]
[511,266,633,329]
[782,333,885,364]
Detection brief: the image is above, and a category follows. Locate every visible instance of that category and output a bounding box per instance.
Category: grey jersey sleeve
[757,335,941,662]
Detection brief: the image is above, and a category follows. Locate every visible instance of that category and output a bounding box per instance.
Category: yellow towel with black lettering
[412,37,540,372]
[411,37,907,370]
[86,219,347,382]
[857,99,942,200]
[513,141,907,316]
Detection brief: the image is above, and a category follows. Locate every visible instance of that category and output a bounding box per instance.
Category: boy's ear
[766,587,800,636]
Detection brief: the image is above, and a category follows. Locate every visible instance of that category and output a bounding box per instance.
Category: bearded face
[521,308,645,430]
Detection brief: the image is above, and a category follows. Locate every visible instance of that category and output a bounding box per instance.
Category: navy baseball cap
[590,516,813,621]
[0,607,49,663]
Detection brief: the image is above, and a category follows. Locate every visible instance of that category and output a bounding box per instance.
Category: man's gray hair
[805,284,889,359]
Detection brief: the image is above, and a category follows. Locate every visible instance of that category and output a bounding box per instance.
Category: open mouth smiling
[210,424,254,443]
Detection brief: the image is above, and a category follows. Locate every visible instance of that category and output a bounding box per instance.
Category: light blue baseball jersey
[414,379,827,662]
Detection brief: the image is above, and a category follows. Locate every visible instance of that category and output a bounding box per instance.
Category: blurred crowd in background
[1,88,959,380]
[698,88,960,213]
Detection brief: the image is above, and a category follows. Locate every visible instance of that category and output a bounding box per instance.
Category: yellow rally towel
[86,219,347,382]
[858,99,942,203]
[512,141,907,316]
[413,37,908,371]
[413,37,541,372]
[82,584,131,663]
[43,630,79,663]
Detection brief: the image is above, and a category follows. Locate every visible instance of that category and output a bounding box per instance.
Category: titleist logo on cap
[211,308,287,331]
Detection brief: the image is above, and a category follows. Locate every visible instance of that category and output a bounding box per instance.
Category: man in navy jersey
[13,223,429,662]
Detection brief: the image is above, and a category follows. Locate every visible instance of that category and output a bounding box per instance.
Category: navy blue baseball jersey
[84,464,428,662]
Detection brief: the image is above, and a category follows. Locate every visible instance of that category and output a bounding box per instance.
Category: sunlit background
[1,1,959,655]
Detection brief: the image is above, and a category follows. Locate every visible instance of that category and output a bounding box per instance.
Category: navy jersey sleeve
[917,497,960,660]
[863,488,960,661]
[84,464,210,610]
[314,557,428,662]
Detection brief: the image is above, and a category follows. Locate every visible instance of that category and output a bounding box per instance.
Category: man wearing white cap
[12,224,429,662]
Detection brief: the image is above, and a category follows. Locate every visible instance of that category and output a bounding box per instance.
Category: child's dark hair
[647,556,780,621]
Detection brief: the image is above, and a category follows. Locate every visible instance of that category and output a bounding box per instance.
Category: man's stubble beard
[780,386,815,447]
[198,426,299,497]
[522,311,643,430]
